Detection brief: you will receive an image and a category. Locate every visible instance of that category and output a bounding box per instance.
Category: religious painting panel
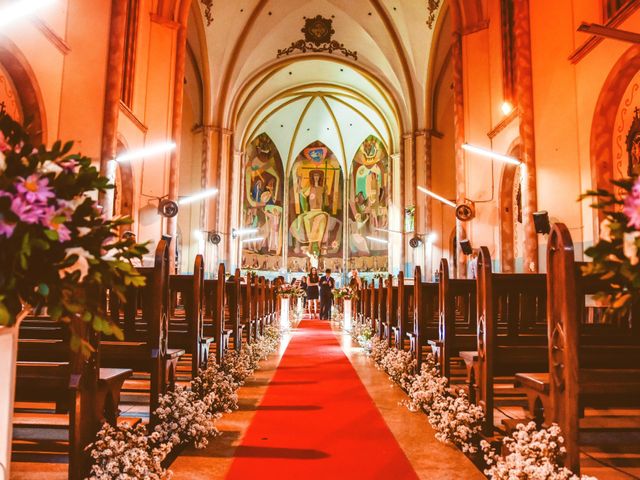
[347,135,389,273]
[612,70,640,198]
[287,141,344,272]
[241,133,284,272]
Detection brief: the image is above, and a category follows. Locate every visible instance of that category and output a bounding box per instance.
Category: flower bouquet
[333,285,358,300]
[581,175,640,318]
[0,109,147,345]
[276,283,305,298]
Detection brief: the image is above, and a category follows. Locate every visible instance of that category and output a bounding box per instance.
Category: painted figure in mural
[349,136,389,261]
[289,144,343,259]
[242,134,284,268]
[627,109,640,176]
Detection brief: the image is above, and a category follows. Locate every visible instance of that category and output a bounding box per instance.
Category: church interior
[1,0,640,479]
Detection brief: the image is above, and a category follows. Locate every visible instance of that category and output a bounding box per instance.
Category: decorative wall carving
[426,0,441,29]
[277,15,357,60]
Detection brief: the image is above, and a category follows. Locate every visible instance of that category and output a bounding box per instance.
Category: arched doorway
[499,143,523,273]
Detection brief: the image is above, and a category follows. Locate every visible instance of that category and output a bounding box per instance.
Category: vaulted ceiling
[191,0,444,154]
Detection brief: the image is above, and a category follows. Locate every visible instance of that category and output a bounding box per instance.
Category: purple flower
[42,206,71,242]
[624,178,640,229]
[0,214,15,237]
[16,174,54,204]
[59,159,79,171]
[11,196,46,224]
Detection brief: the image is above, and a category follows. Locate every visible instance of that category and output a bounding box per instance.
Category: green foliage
[0,109,148,352]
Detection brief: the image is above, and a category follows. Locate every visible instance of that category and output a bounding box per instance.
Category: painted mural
[241,133,284,271]
[288,141,343,272]
[348,136,389,272]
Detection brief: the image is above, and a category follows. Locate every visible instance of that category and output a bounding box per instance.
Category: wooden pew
[168,254,212,375]
[240,274,255,344]
[226,269,244,351]
[101,237,184,422]
[516,223,640,473]
[429,258,477,380]
[392,272,412,350]
[408,266,439,369]
[456,247,548,436]
[16,309,132,479]
[369,280,378,334]
[385,275,398,347]
[202,265,232,363]
[376,277,387,339]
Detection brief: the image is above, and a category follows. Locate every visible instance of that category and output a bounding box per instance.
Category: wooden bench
[168,254,213,375]
[429,259,477,380]
[102,237,184,423]
[407,266,439,368]
[515,223,640,473]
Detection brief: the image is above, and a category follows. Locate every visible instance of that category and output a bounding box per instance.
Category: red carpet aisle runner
[225,319,419,480]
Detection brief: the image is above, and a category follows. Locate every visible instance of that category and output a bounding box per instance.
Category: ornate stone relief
[426,0,441,29]
[200,0,213,26]
[277,15,357,60]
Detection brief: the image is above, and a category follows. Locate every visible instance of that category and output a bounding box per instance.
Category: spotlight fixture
[417,186,456,208]
[116,141,176,163]
[232,227,259,239]
[501,101,513,115]
[0,0,56,28]
[158,199,179,218]
[532,211,551,235]
[178,188,218,205]
[408,235,423,249]
[462,144,522,166]
[426,233,437,244]
[208,232,222,245]
[365,236,389,244]
[455,199,476,222]
[459,239,473,256]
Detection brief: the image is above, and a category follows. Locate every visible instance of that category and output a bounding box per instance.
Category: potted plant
[0,110,147,476]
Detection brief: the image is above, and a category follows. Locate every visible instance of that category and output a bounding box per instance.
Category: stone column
[166,10,190,271]
[99,0,127,198]
[452,31,467,278]
[514,0,539,272]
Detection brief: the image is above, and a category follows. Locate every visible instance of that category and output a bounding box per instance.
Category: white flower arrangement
[87,422,173,480]
[86,321,283,478]
[481,422,598,480]
[378,345,416,390]
[403,354,448,412]
[427,389,484,453]
[370,336,390,364]
[152,386,219,450]
[351,321,373,352]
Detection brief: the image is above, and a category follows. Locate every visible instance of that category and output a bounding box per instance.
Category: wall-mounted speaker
[460,239,473,255]
[533,211,551,234]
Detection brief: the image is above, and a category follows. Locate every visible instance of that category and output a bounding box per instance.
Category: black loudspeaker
[409,235,423,248]
[533,211,551,234]
[460,239,473,255]
[208,232,221,245]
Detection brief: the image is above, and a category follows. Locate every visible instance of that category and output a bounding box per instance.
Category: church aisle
[224,318,418,480]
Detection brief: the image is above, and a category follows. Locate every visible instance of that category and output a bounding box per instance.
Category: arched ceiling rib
[199,0,445,134]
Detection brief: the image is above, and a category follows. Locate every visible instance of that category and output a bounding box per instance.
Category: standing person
[468,250,479,280]
[319,268,336,320]
[349,268,362,289]
[300,276,308,309]
[307,267,320,316]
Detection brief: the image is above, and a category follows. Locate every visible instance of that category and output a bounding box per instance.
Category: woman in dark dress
[306,267,320,316]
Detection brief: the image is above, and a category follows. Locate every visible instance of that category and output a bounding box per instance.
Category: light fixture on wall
[501,101,514,115]
[232,227,259,239]
[115,141,176,163]
[208,232,222,245]
[408,235,423,248]
[462,144,522,166]
[417,186,456,208]
[365,236,389,244]
[0,0,55,28]
[158,198,179,218]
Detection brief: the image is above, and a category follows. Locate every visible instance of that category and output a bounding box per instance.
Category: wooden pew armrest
[166,348,186,359]
[514,373,549,394]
